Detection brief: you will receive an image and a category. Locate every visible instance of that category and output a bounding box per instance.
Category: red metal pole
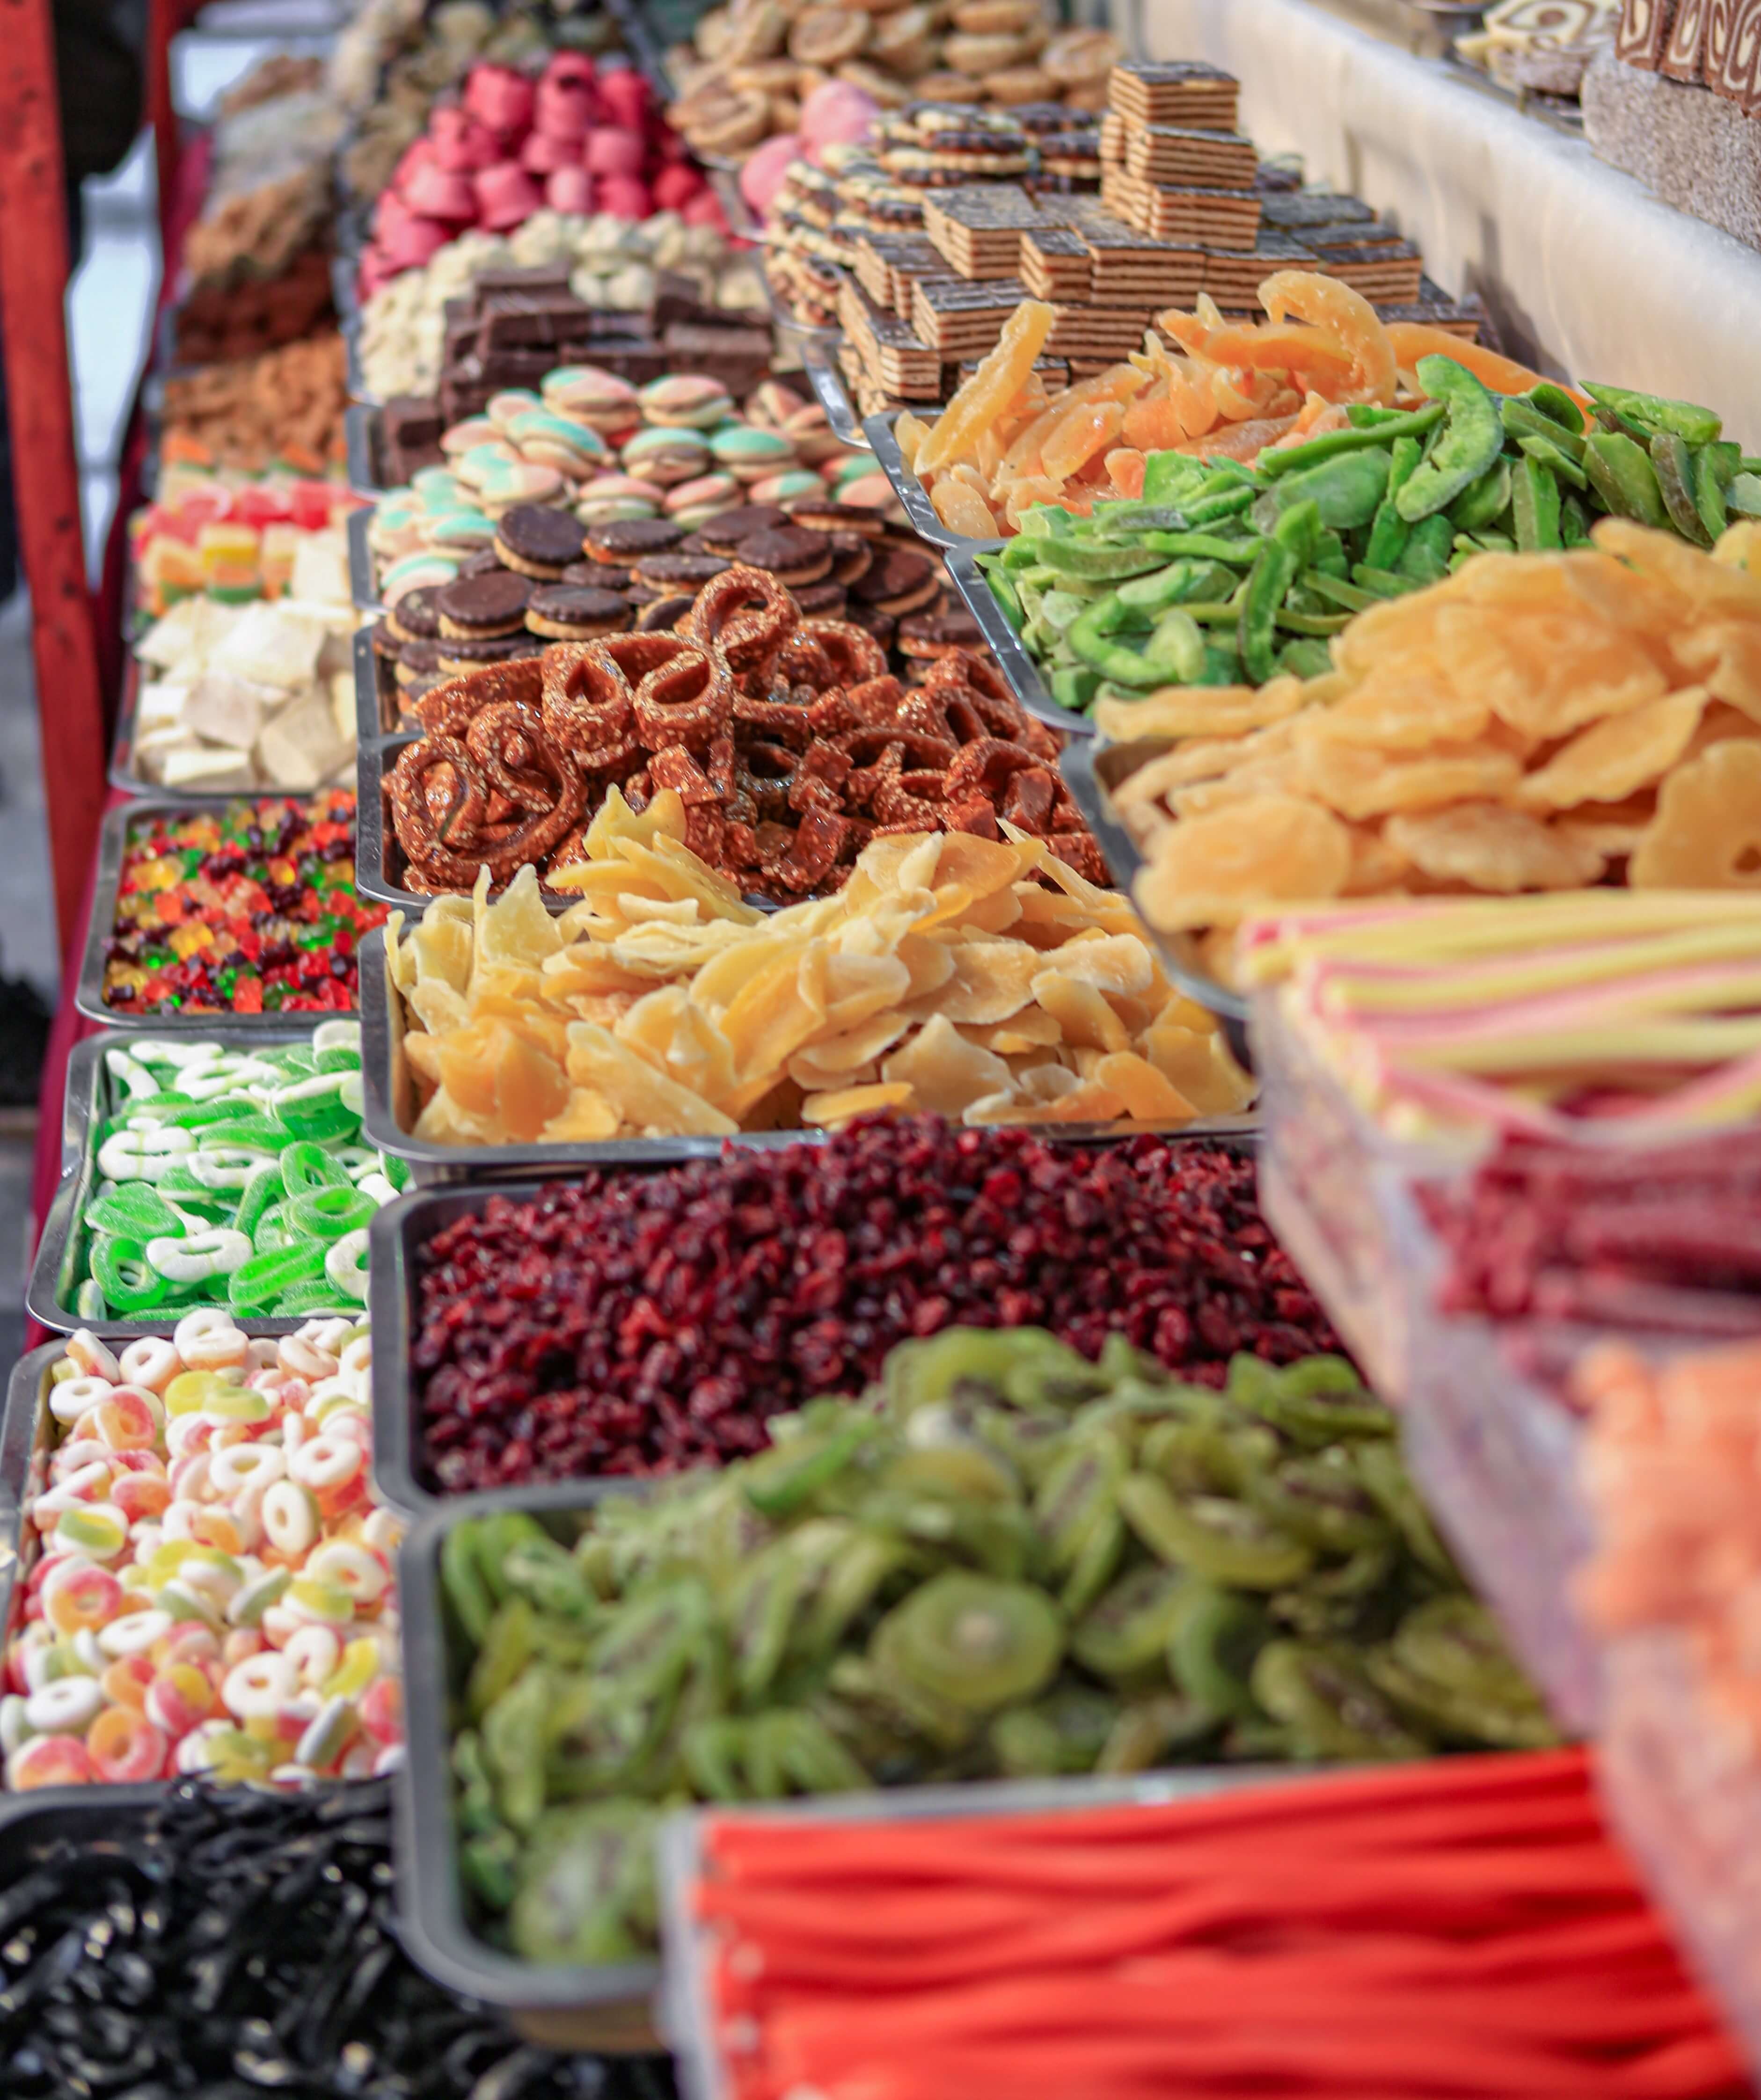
[146,0,180,237]
[0,0,110,962]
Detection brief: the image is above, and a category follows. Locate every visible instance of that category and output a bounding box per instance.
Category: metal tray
[355,620,401,745]
[0,1780,175,1884]
[942,540,1094,737]
[864,408,957,548]
[355,733,420,913]
[370,1121,1258,1512]
[27,1027,350,1334]
[345,400,386,494]
[1058,736,1251,1050]
[107,653,150,794]
[73,797,371,1033]
[799,336,870,453]
[395,1488,666,2048]
[349,504,381,612]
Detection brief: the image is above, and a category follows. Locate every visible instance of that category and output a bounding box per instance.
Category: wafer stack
[912,274,1032,357]
[1081,216,1207,304]
[840,279,944,397]
[1101,170,1263,243]
[1303,227,1424,300]
[1106,58,1241,128]
[1018,226,1094,299]
[1046,304,1156,359]
[856,232,959,318]
[1199,231,1318,305]
[923,187,1045,277]
[1258,191,1379,233]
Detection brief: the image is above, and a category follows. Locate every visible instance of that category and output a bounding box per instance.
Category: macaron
[380,552,461,604]
[543,366,643,433]
[410,467,467,507]
[638,374,734,430]
[507,409,609,477]
[662,473,740,525]
[746,469,825,505]
[524,584,632,640]
[473,460,568,515]
[493,503,587,579]
[440,418,501,457]
[422,508,498,551]
[745,380,810,430]
[487,390,544,431]
[451,441,521,489]
[837,468,901,511]
[367,500,423,558]
[618,426,711,487]
[708,423,797,482]
[575,475,667,525]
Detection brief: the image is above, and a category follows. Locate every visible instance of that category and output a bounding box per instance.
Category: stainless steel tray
[864,408,955,548]
[27,1026,350,1333]
[355,619,401,744]
[349,503,381,611]
[1058,735,1251,1053]
[799,335,870,452]
[943,540,1094,737]
[355,732,422,913]
[370,1119,1258,1511]
[395,1487,665,2048]
[73,796,372,1032]
[345,399,386,494]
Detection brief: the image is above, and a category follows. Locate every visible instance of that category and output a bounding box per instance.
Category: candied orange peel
[385,787,1254,1144]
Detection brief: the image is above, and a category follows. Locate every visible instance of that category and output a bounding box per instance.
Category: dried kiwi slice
[508,1801,658,1964]
[1097,1694,1220,1773]
[1228,1353,1395,1446]
[1250,1639,1428,1760]
[1034,1431,1128,1572]
[1392,1595,1534,1702]
[882,1327,1081,1416]
[870,1571,1063,1714]
[1118,1475,1315,1590]
[1071,1563,1191,1679]
[1167,1581,1271,1721]
[1354,1439,1461,1582]
[1245,1455,1393,1555]
[1059,1502,1126,1619]
[1365,1646,1560,1750]
[990,1685,1121,1778]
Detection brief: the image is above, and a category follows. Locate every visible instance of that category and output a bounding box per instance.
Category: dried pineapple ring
[1629,740,1761,888]
[1382,802,1608,891]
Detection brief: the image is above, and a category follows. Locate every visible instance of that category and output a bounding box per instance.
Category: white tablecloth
[1139,0,1761,434]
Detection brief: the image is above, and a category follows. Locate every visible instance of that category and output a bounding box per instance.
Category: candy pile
[101,793,385,1018]
[1575,1340,1761,1739]
[367,371,884,612]
[0,1779,667,2097]
[1419,1129,1761,1344]
[160,332,350,479]
[1101,521,1761,978]
[132,574,358,794]
[441,1333,1549,1961]
[357,211,766,404]
[1238,892,1761,1146]
[982,352,1724,708]
[410,1126,1322,1490]
[71,1030,402,1324]
[904,292,1564,539]
[383,585,1105,898]
[361,54,699,293]
[3,1316,399,1791]
[389,815,1245,1143]
[674,1751,1741,2100]
[129,477,360,617]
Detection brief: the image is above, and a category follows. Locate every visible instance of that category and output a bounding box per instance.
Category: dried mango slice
[880,1014,1013,1117]
[802,1081,915,1125]
[1135,793,1354,931]
[1629,740,1761,889]
[1512,687,1709,811]
[1383,803,1608,893]
[916,300,1056,474]
[1301,739,1523,820]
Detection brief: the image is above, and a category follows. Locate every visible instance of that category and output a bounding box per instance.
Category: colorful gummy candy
[3,1315,403,1790]
[101,790,386,1017]
[73,1029,405,1324]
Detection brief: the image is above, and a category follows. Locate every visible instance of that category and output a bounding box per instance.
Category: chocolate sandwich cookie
[697,504,790,554]
[371,621,404,662]
[844,604,898,648]
[435,633,546,673]
[897,609,984,659]
[493,503,587,579]
[561,560,631,591]
[737,526,835,588]
[458,547,506,578]
[583,517,685,564]
[852,547,941,617]
[633,552,731,591]
[525,585,633,640]
[793,580,849,617]
[635,595,695,631]
[788,496,889,539]
[395,638,446,687]
[384,584,443,644]
[436,569,534,640]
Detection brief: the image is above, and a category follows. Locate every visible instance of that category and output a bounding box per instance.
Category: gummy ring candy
[25,1675,106,1735]
[95,1126,195,1183]
[278,1140,352,1198]
[288,1435,364,1493]
[65,1333,122,1380]
[54,1504,130,1560]
[227,1241,326,1313]
[261,1480,320,1557]
[48,1374,118,1425]
[148,1229,251,1284]
[279,1334,337,1382]
[306,1539,388,1605]
[90,1238,169,1317]
[146,1662,217,1736]
[187,1145,278,1191]
[92,1388,161,1451]
[295,1692,358,1769]
[173,1309,251,1371]
[283,1623,342,1687]
[271,1073,359,1142]
[359,1674,403,1747]
[86,1705,168,1782]
[116,1336,180,1393]
[96,1608,174,1659]
[42,1560,123,1635]
[7,1732,95,1788]
[286,1188,376,1242]
[222,1650,298,1722]
[323,1230,370,1304]
[100,1654,156,1709]
[207,1443,287,1496]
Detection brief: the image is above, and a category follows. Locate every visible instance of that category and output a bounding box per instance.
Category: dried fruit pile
[0,1777,670,2097]
[410,1123,1333,1491]
[391,822,1250,1145]
[440,1328,1550,1962]
[1104,521,1761,981]
[102,791,386,1017]
[982,357,1739,711]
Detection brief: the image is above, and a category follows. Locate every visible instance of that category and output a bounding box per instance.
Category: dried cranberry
[408,1118,1341,1494]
